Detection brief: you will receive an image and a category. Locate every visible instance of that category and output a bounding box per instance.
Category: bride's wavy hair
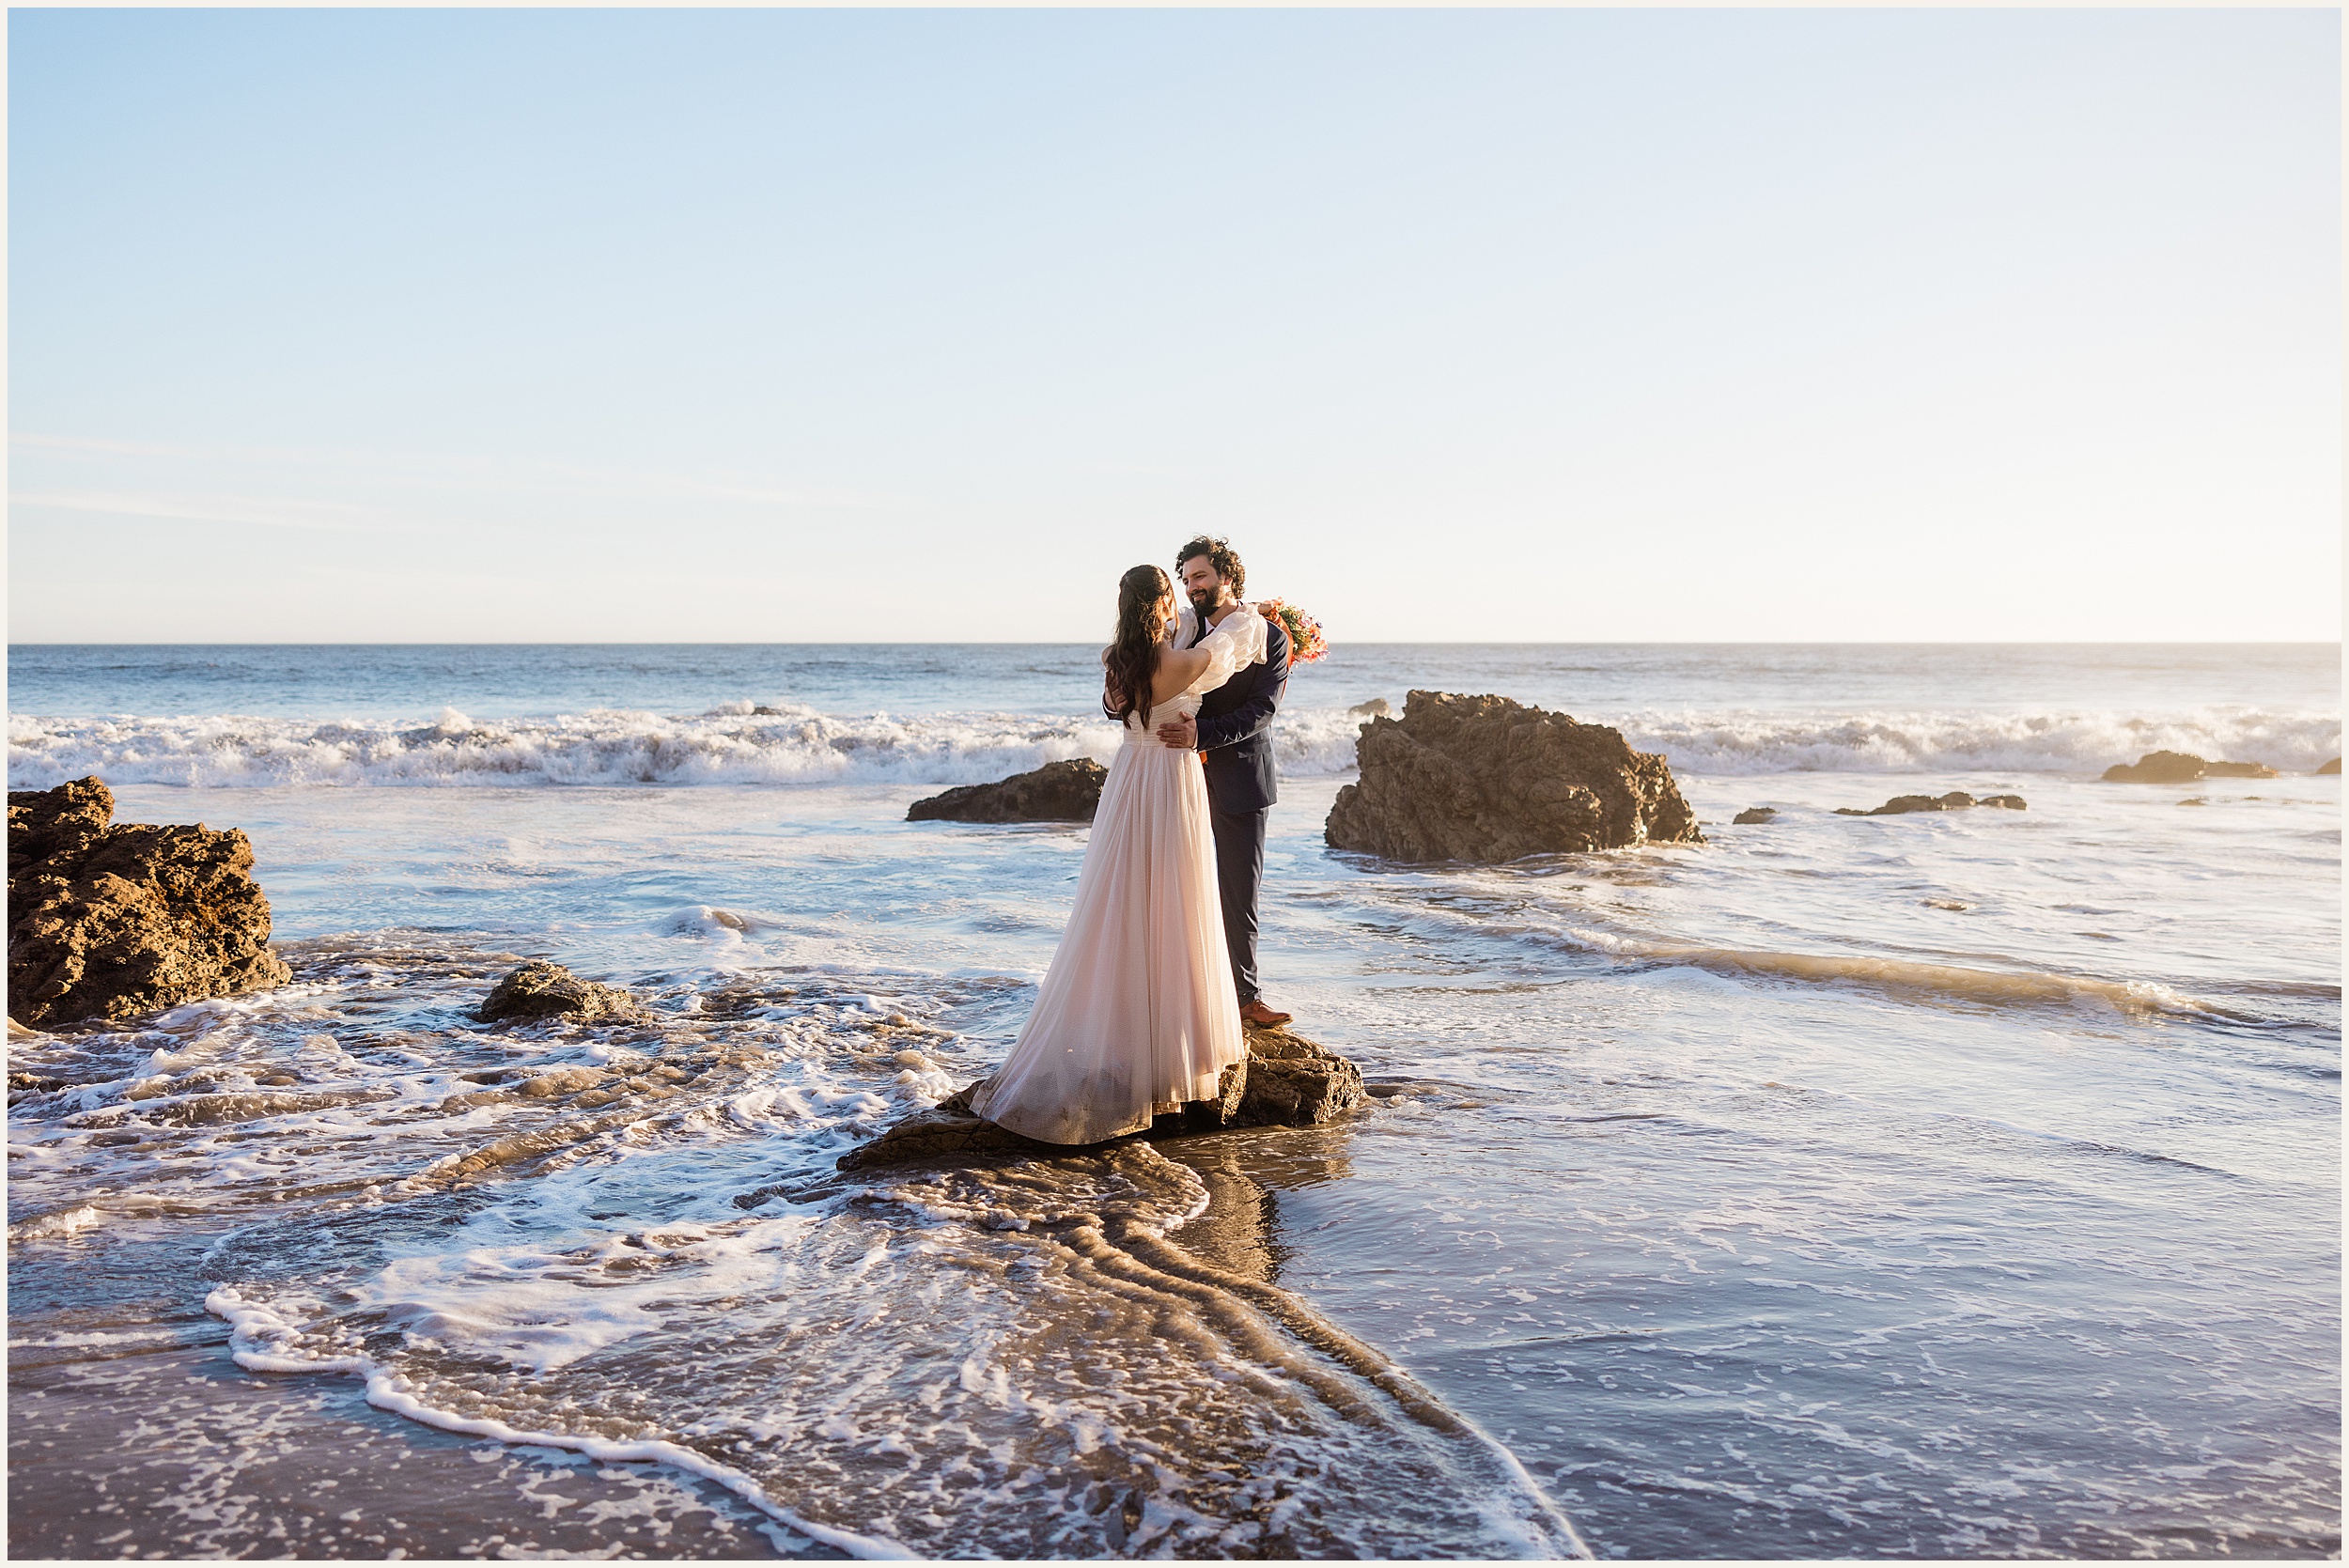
[1103,564,1173,728]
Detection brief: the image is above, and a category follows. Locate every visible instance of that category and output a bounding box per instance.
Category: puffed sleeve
[1182,604,1268,697]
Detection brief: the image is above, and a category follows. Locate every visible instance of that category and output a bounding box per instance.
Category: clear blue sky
[8,8,2340,643]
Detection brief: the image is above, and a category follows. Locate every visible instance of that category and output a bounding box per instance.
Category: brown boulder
[477,961,640,1023]
[836,1023,1369,1172]
[907,758,1107,823]
[2320,757,2342,776]
[1732,807,1778,825]
[1835,791,2028,816]
[1325,691,1702,862]
[8,776,290,1030]
[2202,760,2278,779]
[2103,751,2208,784]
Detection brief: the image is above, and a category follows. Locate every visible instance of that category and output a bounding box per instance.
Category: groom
[1157,536,1295,1029]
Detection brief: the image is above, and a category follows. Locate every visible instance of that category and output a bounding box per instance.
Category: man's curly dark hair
[1174,536,1244,597]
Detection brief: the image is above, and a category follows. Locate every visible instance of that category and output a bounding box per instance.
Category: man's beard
[1186,583,1221,615]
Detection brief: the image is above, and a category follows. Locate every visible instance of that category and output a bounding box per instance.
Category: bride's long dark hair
[1103,564,1172,728]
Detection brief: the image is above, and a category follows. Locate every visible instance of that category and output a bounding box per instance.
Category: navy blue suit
[1188,607,1289,1002]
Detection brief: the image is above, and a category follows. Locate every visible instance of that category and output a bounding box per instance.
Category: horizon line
[7,638,2344,650]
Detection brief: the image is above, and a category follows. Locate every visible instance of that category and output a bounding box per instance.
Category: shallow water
[8,644,2341,1558]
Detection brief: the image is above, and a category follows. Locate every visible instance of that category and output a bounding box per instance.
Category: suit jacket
[1184,602,1290,813]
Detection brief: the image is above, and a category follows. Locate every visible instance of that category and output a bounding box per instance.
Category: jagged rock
[7,776,290,1030]
[2203,760,2278,779]
[1325,691,1702,862]
[2103,751,2208,784]
[1232,1026,1365,1126]
[1835,791,2027,817]
[1732,807,1778,825]
[2320,757,2342,776]
[477,961,640,1023]
[836,1025,1369,1172]
[907,759,1107,824]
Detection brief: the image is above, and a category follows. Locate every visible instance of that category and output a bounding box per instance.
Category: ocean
[7,642,2340,1559]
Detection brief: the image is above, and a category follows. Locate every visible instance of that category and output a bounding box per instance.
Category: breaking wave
[7,703,2338,789]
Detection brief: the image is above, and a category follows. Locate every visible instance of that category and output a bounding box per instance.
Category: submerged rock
[1732,807,1778,825]
[1835,791,2027,817]
[7,776,290,1030]
[477,961,640,1024]
[907,758,1107,824]
[2202,760,2279,779]
[1325,691,1703,862]
[836,1024,1369,1172]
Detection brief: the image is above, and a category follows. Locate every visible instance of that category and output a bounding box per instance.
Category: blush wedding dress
[970,603,1269,1144]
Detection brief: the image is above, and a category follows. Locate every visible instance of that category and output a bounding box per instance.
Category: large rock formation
[1324,691,1702,862]
[1835,791,2027,816]
[836,1024,1367,1172]
[2320,758,2341,776]
[477,961,641,1024]
[8,776,290,1030]
[907,758,1107,823]
[2103,751,2276,784]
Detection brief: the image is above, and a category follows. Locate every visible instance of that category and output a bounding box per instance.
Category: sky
[8,8,2341,644]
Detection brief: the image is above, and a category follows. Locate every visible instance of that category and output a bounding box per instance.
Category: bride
[970,563,1268,1145]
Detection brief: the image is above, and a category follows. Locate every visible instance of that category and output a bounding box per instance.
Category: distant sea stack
[8,776,290,1030]
[2103,752,2278,784]
[1326,691,1703,862]
[908,759,1107,823]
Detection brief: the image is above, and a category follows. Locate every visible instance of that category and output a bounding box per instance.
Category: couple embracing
[972,536,1295,1145]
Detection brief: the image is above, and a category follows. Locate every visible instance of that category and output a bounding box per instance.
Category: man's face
[1180,555,1227,613]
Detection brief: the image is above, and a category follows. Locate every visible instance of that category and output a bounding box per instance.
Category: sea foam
[6,702,2339,789]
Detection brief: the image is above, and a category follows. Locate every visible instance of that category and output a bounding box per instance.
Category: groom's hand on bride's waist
[1155,713,1199,750]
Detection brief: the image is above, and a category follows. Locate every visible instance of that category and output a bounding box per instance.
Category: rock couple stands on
[838,1025,1366,1172]
[8,776,290,1030]
[1326,691,1703,861]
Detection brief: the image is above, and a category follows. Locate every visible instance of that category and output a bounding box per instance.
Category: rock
[2320,757,2341,776]
[836,1024,1369,1172]
[7,776,290,1030]
[1834,791,1969,816]
[2202,760,2278,779]
[1325,691,1703,862]
[1732,807,1778,825]
[1832,791,2026,816]
[1348,698,1392,718]
[2103,751,2208,784]
[477,961,640,1024]
[907,758,1107,824]
[1231,1025,1366,1127]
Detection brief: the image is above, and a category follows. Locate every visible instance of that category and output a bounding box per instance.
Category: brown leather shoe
[1239,999,1293,1028]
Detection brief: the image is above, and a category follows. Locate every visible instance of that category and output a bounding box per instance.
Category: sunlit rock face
[1326,690,1703,862]
[8,776,290,1029]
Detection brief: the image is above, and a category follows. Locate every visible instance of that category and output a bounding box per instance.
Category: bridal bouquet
[1255,598,1328,663]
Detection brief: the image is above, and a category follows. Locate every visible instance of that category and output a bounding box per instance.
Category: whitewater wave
[7,703,2338,789]
[1615,706,2341,777]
